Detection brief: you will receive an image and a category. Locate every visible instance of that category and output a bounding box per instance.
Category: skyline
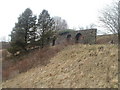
[0,0,114,41]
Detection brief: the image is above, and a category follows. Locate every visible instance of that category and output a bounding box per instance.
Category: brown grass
[2,34,118,81]
[2,44,118,88]
[2,44,67,81]
[96,34,118,44]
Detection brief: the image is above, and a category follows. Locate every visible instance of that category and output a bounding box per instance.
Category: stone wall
[55,29,97,45]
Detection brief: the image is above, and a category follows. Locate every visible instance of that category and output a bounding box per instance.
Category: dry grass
[2,44,118,88]
[96,34,118,44]
[2,44,66,81]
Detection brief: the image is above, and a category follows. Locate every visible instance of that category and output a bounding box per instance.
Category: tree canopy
[8,8,55,55]
[37,9,55,48]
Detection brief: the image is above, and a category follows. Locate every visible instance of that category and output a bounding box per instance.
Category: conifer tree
[8,8,36,54]
[37,9,55,48]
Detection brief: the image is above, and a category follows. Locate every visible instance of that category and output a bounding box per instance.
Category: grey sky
[0,0,114,41]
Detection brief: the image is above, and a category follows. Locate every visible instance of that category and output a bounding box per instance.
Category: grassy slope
[2,44,118,88]
[96,34,118,44]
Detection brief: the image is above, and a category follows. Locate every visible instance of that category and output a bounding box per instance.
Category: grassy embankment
[2,44,118,88]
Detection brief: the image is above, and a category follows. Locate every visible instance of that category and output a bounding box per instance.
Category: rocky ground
[2,44,118,88]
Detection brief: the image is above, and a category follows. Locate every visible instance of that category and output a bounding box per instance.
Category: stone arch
[75,33,82,43]
[66,34,72,42]
[67,34,71,39]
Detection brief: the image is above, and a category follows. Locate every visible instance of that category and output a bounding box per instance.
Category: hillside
[96,34,118,44]
[2,44,118,88]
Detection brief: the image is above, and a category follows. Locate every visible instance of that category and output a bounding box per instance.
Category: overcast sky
[0,0,114,41]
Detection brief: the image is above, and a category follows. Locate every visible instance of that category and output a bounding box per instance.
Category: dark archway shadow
[75,33,82,43]
[66,34,72,42]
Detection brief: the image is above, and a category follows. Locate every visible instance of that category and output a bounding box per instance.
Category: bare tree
[53,16,68,31]
[85,24,96,29]
[78,26,84,30]
[89,23,96,29]
[99,0,119,34]
[78,23,96,30]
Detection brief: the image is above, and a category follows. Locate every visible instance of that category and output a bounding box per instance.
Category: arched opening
[75,33,82,43]
[66,34,71,42]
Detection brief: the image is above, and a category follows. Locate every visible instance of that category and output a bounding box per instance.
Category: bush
[7,45,21,55]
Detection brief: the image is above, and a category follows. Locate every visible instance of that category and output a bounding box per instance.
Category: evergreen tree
[28,15,37,45]
[37,9,55,48]
[17,8,37,44]
[8,8,36,55]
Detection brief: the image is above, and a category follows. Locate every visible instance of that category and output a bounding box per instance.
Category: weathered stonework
[55,29,97,45]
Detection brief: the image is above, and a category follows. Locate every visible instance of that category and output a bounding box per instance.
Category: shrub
[7,45,21,55]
